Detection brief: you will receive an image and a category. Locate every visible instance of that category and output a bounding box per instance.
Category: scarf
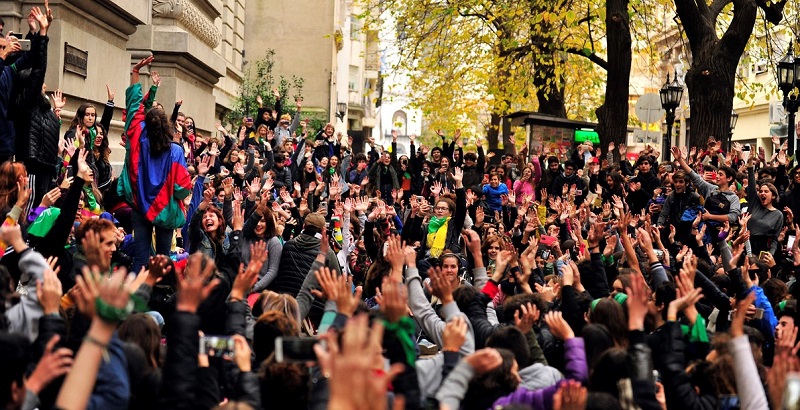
[427,216,450,257]
[383,317,417,367]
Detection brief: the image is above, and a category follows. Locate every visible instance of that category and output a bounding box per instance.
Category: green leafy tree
[225,50,305,129]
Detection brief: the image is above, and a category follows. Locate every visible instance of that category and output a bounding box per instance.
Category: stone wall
[0,0,244,164]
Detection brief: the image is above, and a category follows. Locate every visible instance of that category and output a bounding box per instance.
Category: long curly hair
[93,123,111,162]
[0,162,27,212]
[144,107,173,155]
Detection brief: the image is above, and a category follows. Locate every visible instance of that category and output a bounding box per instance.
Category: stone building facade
[0,0,245,163]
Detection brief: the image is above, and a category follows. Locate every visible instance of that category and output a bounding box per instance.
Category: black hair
[655,281,677,320]
[502,293,546,324]
[0,333,29,406]
[487,326,531,368]
[144,107,173,155]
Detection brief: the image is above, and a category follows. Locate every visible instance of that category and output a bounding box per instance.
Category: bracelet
[95,297,134,323]
[84,334,109,349]
[84,335,111,362]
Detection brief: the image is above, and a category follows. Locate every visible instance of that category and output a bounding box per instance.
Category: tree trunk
[673,0,761,149]
[684,49,739,148]
[595,0,631,156]
[487,112,501,150]
[533,51,567,118]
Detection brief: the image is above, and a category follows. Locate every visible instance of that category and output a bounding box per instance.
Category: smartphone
[66,165,75,178]
[754,308,765,320]
[789,235,796,249]
[783,373,800,410]
[274,337,321,363]
[199,335,235,358]
[539,249,551,260]
[759,251,770,262]
[540,235,557,247]
[18,39,31,52]
[742,145,751,162]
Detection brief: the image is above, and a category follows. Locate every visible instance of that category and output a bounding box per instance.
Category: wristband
[84,335,111,362]
[95,297,134,323]
[84,334,109,349]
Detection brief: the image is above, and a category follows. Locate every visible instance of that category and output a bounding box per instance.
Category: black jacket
[12,34,59,168]
[271,233,321,298]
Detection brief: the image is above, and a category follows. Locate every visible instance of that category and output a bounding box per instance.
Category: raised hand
[379,277,407,323]
[151,71,161,87]
[442,316,468,352]
[177,253,219,313]
[544,311,575,340]
[320,314,404,410]
[31,6,49,34]
[133,56,154,71]
[36,264,62,315]
[76,149,93,182]
[106,83,115,102]
[232,200,244,230]
[426,266,454,304]
[626,272,649,330]
[26,335,73,395]
[52,89,66,109]
[513,302,540,334]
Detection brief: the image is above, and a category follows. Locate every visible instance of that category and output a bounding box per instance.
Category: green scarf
[427,216,450,258]
[427,216,449,234]
[383,317,417,367]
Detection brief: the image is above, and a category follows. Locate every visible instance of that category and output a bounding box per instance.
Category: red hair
[0,162,27,211]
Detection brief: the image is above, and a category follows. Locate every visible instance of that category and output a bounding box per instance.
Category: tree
[675,0,787,148]
[360,0,609,150]
[225,50,317,130]
[594,0,631,153]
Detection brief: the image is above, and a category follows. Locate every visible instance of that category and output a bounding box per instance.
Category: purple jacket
[492,337,588,409]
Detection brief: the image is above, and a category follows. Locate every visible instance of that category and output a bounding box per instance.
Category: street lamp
[660,72,683,161]
[335,102,348,122]
[778,41,798,164]
[728,109,739,150]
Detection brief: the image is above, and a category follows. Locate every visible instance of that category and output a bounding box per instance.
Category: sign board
[631,129,661,145]
[634,93,665,124]
[530,125,574,161]
[64,43,88,78]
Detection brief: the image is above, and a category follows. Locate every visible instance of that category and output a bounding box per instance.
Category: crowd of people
[2,4,800,410]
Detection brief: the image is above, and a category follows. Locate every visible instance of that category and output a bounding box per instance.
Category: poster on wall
[530,126,574,161]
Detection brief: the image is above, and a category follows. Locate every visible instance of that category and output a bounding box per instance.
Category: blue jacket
[483,183,509,211]
[89,336,130,410]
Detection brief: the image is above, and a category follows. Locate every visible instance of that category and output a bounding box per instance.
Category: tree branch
[756,0,787,25]
[674,0,710,53]
[719,0,757,58]
[695,0,713,19]
[565,48,608,70]
[709,0,730,20]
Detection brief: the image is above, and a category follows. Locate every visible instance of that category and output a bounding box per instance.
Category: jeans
[131,210,173,273]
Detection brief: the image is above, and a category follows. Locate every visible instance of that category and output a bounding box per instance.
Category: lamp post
[660,72,683,161]
[778,41,798,165]
[335,102,348,122]
[728,110,739,151]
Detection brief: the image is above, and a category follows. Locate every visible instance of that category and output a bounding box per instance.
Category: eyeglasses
[434,206,450,211]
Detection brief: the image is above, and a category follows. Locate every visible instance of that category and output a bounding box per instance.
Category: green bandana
[383,317,417,367]
[428,216,449,234]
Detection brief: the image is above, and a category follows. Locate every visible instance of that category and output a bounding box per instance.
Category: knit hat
[304,213,326,231]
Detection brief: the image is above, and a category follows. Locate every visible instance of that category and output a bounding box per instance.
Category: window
[754,59,768,75]
[348,65,359,91]
[350,16,362,40]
